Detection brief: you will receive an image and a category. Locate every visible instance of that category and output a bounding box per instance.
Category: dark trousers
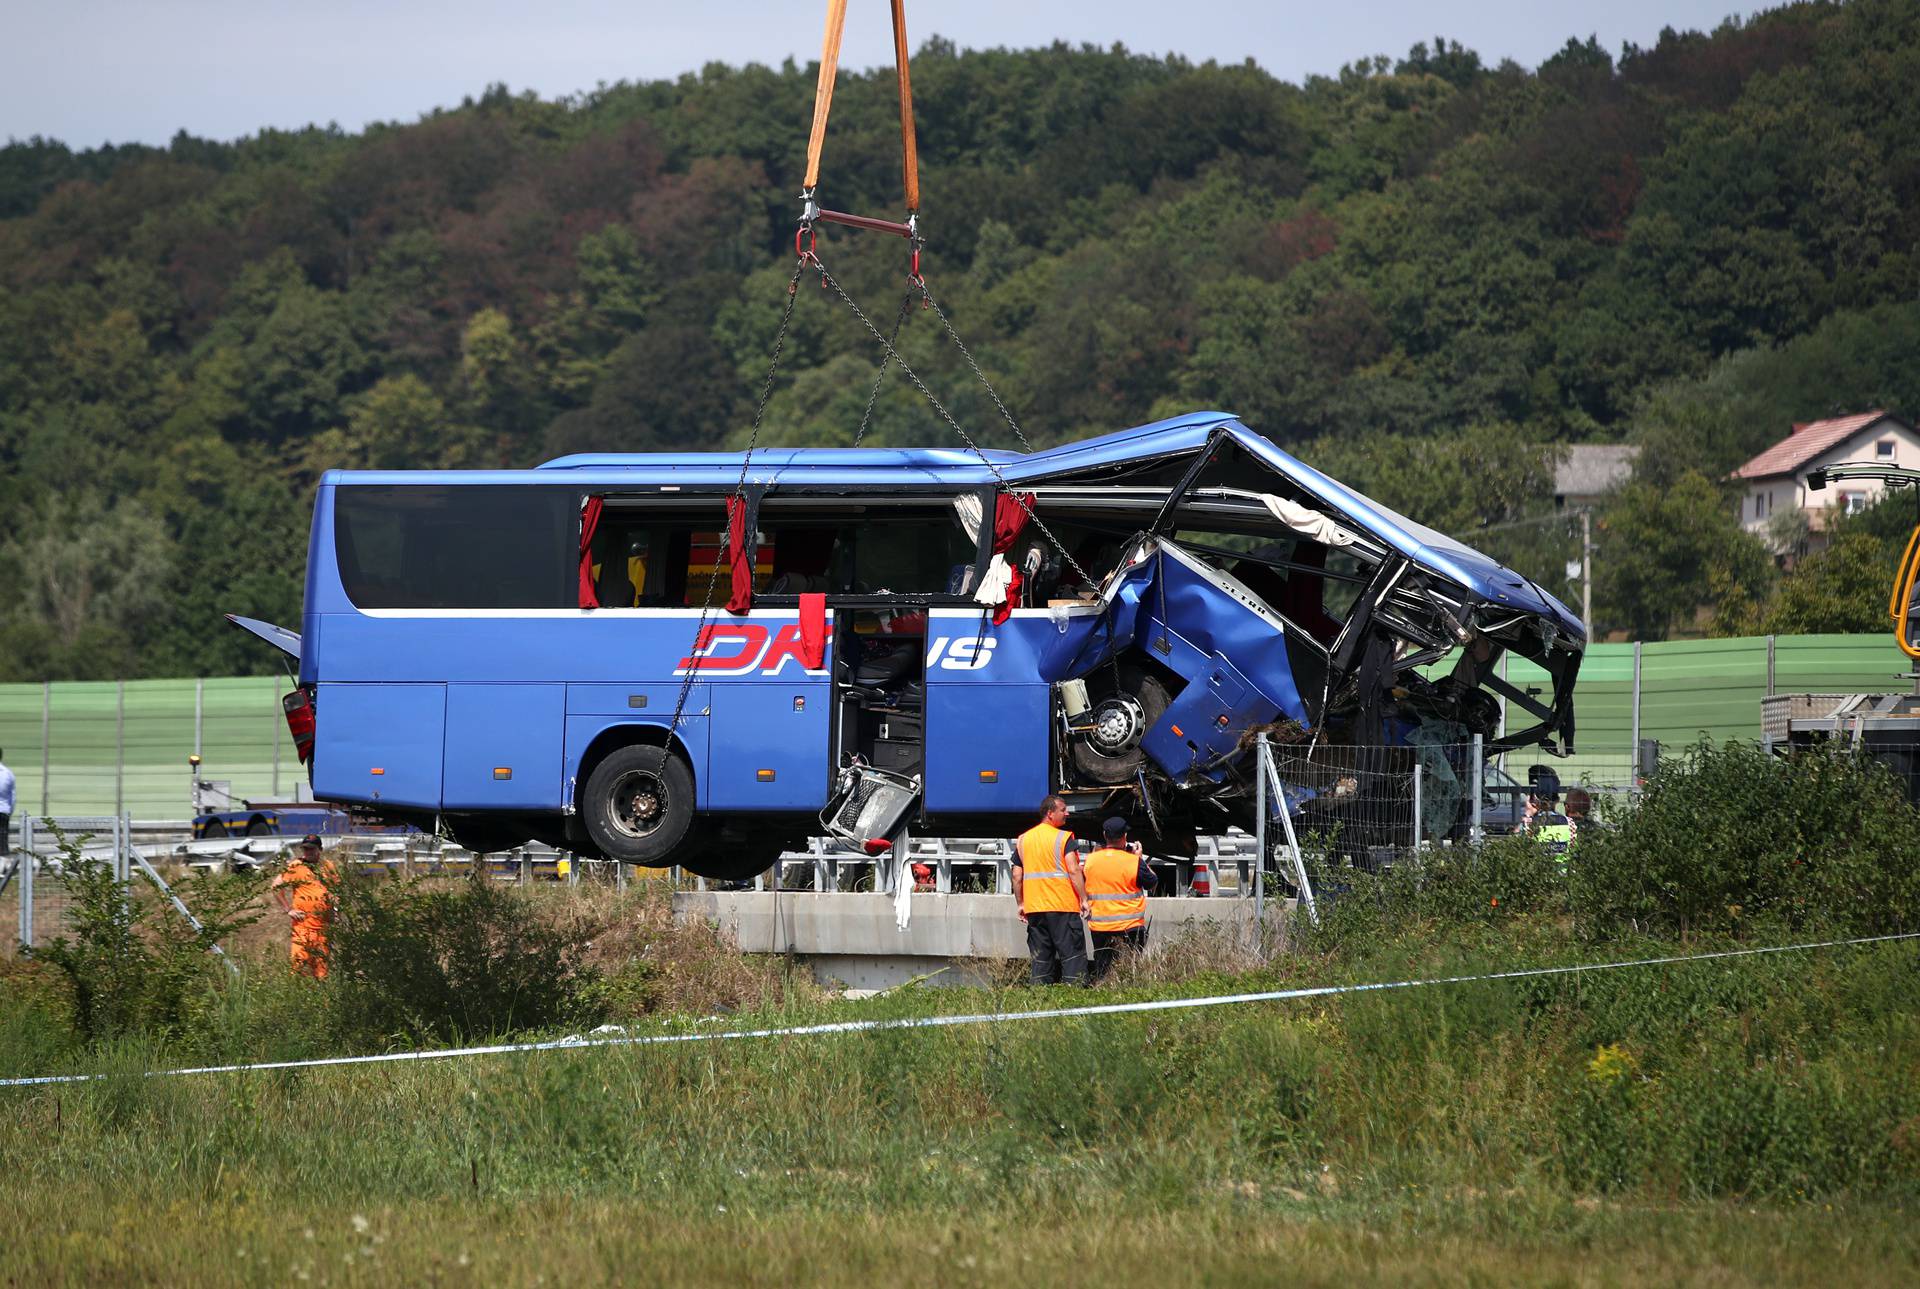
[0,811,9,857]
[1089,926,1147,982]
[1026,911,1087,985]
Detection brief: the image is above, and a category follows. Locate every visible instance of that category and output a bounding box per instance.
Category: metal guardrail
[9,826,1261,894]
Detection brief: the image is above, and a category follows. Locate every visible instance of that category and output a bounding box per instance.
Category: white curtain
[954,494,1014,610]
[1258,493,1359,547]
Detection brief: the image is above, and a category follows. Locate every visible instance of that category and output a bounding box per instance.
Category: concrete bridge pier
[672,891,1291,990]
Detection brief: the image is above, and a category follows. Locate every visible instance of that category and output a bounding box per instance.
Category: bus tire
[1070,662,1171,786]
[583,745,695,865]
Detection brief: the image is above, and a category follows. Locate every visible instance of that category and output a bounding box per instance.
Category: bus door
[831,601,930,790]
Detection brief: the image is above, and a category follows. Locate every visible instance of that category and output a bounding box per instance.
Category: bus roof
[529,410,1239,485]
[318,408,1579,635]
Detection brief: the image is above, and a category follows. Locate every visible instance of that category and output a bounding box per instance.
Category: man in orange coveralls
[270,834,337,978]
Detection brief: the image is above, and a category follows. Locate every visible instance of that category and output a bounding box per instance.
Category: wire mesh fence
[1264,739,1649,880]
[1,817,134,950]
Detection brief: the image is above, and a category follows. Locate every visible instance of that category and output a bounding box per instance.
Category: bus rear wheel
[583,745,695,865]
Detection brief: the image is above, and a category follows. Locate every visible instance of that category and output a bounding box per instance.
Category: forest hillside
[3,0,1918,676]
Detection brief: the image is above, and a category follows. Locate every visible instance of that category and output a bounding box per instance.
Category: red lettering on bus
[674,623,769,672]
[761,623,814,675]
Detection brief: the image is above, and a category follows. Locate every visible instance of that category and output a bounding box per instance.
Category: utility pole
[1581,508,1594,636]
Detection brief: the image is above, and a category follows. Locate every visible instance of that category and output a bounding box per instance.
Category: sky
[7,0,1757,150]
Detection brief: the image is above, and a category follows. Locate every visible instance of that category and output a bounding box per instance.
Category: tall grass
[2,740,1918,1282]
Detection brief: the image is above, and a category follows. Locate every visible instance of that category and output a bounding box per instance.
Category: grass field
[4,743,1917,1287]
[1,890,1915,1285]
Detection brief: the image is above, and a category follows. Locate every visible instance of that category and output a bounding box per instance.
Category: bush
[322,868,599,1049]
[26,828,264,1043]
[1570,739,1920,940]
[1299,834,1569,955]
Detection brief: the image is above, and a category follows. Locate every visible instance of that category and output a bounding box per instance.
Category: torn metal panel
[1015,424,1586,812]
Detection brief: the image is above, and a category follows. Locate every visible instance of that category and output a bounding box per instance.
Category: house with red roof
[1731,410,1920,554]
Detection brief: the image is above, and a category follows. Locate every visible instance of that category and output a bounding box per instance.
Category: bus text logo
[673,625,995,676]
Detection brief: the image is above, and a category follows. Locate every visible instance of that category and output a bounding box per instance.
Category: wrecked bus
[231,411,1584,878]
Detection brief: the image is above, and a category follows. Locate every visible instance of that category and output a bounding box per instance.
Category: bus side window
[1894,523,1920,658]
[592,526,647,607]
[589,509,715,607]
[762,526,837,595]
[750,500,981,599]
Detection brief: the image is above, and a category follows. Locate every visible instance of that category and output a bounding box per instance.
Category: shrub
[1569,739,1920,940]
[26,827,264,1043]
[1298,833,1568,954]
[323,867,599,1048]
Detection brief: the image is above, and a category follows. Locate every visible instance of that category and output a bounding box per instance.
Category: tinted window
[587,505,725,607]
[335,485,576,609]
[756,503,981,598]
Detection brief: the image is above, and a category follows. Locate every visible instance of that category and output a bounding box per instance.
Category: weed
[24,825,264,1043]
[322,865,597,1048]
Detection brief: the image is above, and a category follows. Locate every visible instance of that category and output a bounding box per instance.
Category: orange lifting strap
[801,0,920,239]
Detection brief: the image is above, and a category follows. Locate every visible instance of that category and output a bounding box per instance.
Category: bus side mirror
[1893,523,1920,659]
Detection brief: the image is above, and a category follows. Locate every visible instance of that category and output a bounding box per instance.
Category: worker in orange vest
[1013,794,1088,985]
[270,834,338,979]
[1083,816,1156,983]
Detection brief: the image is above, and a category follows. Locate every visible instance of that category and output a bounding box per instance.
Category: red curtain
[726,495,754,615]
[577,496,604,609]
[799,593,827,669]
[991,492,1035,625]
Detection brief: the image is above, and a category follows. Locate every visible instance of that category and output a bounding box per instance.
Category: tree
[300,374,491,473]
[1594,472,1773,639]
[1762,493,1917,635]
[0,492,175,677]
[5,10,1920,677]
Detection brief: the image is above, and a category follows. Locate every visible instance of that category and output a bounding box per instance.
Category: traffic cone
[1191,860,1212,897]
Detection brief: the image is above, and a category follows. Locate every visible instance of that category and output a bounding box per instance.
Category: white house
[1731,410,1920,553]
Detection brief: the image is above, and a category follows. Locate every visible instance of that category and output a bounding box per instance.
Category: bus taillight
[283,687,316,763]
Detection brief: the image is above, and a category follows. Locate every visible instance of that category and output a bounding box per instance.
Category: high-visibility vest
[1016,822,1078,914]
[1533,813,1573,859]
[1082,847,1146,932]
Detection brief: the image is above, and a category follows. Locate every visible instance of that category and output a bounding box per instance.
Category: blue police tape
[2,931,1914,1089]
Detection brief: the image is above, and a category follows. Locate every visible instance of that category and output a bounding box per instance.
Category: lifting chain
[666,257,809,737]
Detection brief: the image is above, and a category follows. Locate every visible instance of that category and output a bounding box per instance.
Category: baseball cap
[1102,816,1129,841]
[299,833,323,848]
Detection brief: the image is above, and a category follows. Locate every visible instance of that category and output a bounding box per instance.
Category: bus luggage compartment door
[706,683,831,811]
[443,684,565,810]
[923,683,1049,813]
[312,682,447,809]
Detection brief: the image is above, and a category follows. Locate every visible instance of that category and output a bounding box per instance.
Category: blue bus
[230,411,1584,878]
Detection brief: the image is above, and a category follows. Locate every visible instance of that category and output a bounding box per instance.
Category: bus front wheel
[583,745,695,865]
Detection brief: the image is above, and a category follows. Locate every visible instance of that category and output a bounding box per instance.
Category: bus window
[1009,516,1134,604]
[1172,526,1365,646]
[1894,523,1920,658]
[758,525,836,595]
[335,485,576,610]
[588,504,724,607]
[756,500,982,599]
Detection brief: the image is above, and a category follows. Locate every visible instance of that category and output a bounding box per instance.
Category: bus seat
[853,638,919,689]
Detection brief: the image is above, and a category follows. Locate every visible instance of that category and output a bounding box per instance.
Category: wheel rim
[1089,694,1147,755]
[608,768,671,841]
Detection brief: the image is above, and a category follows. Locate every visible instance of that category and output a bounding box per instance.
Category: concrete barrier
[674,891,1291,989]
